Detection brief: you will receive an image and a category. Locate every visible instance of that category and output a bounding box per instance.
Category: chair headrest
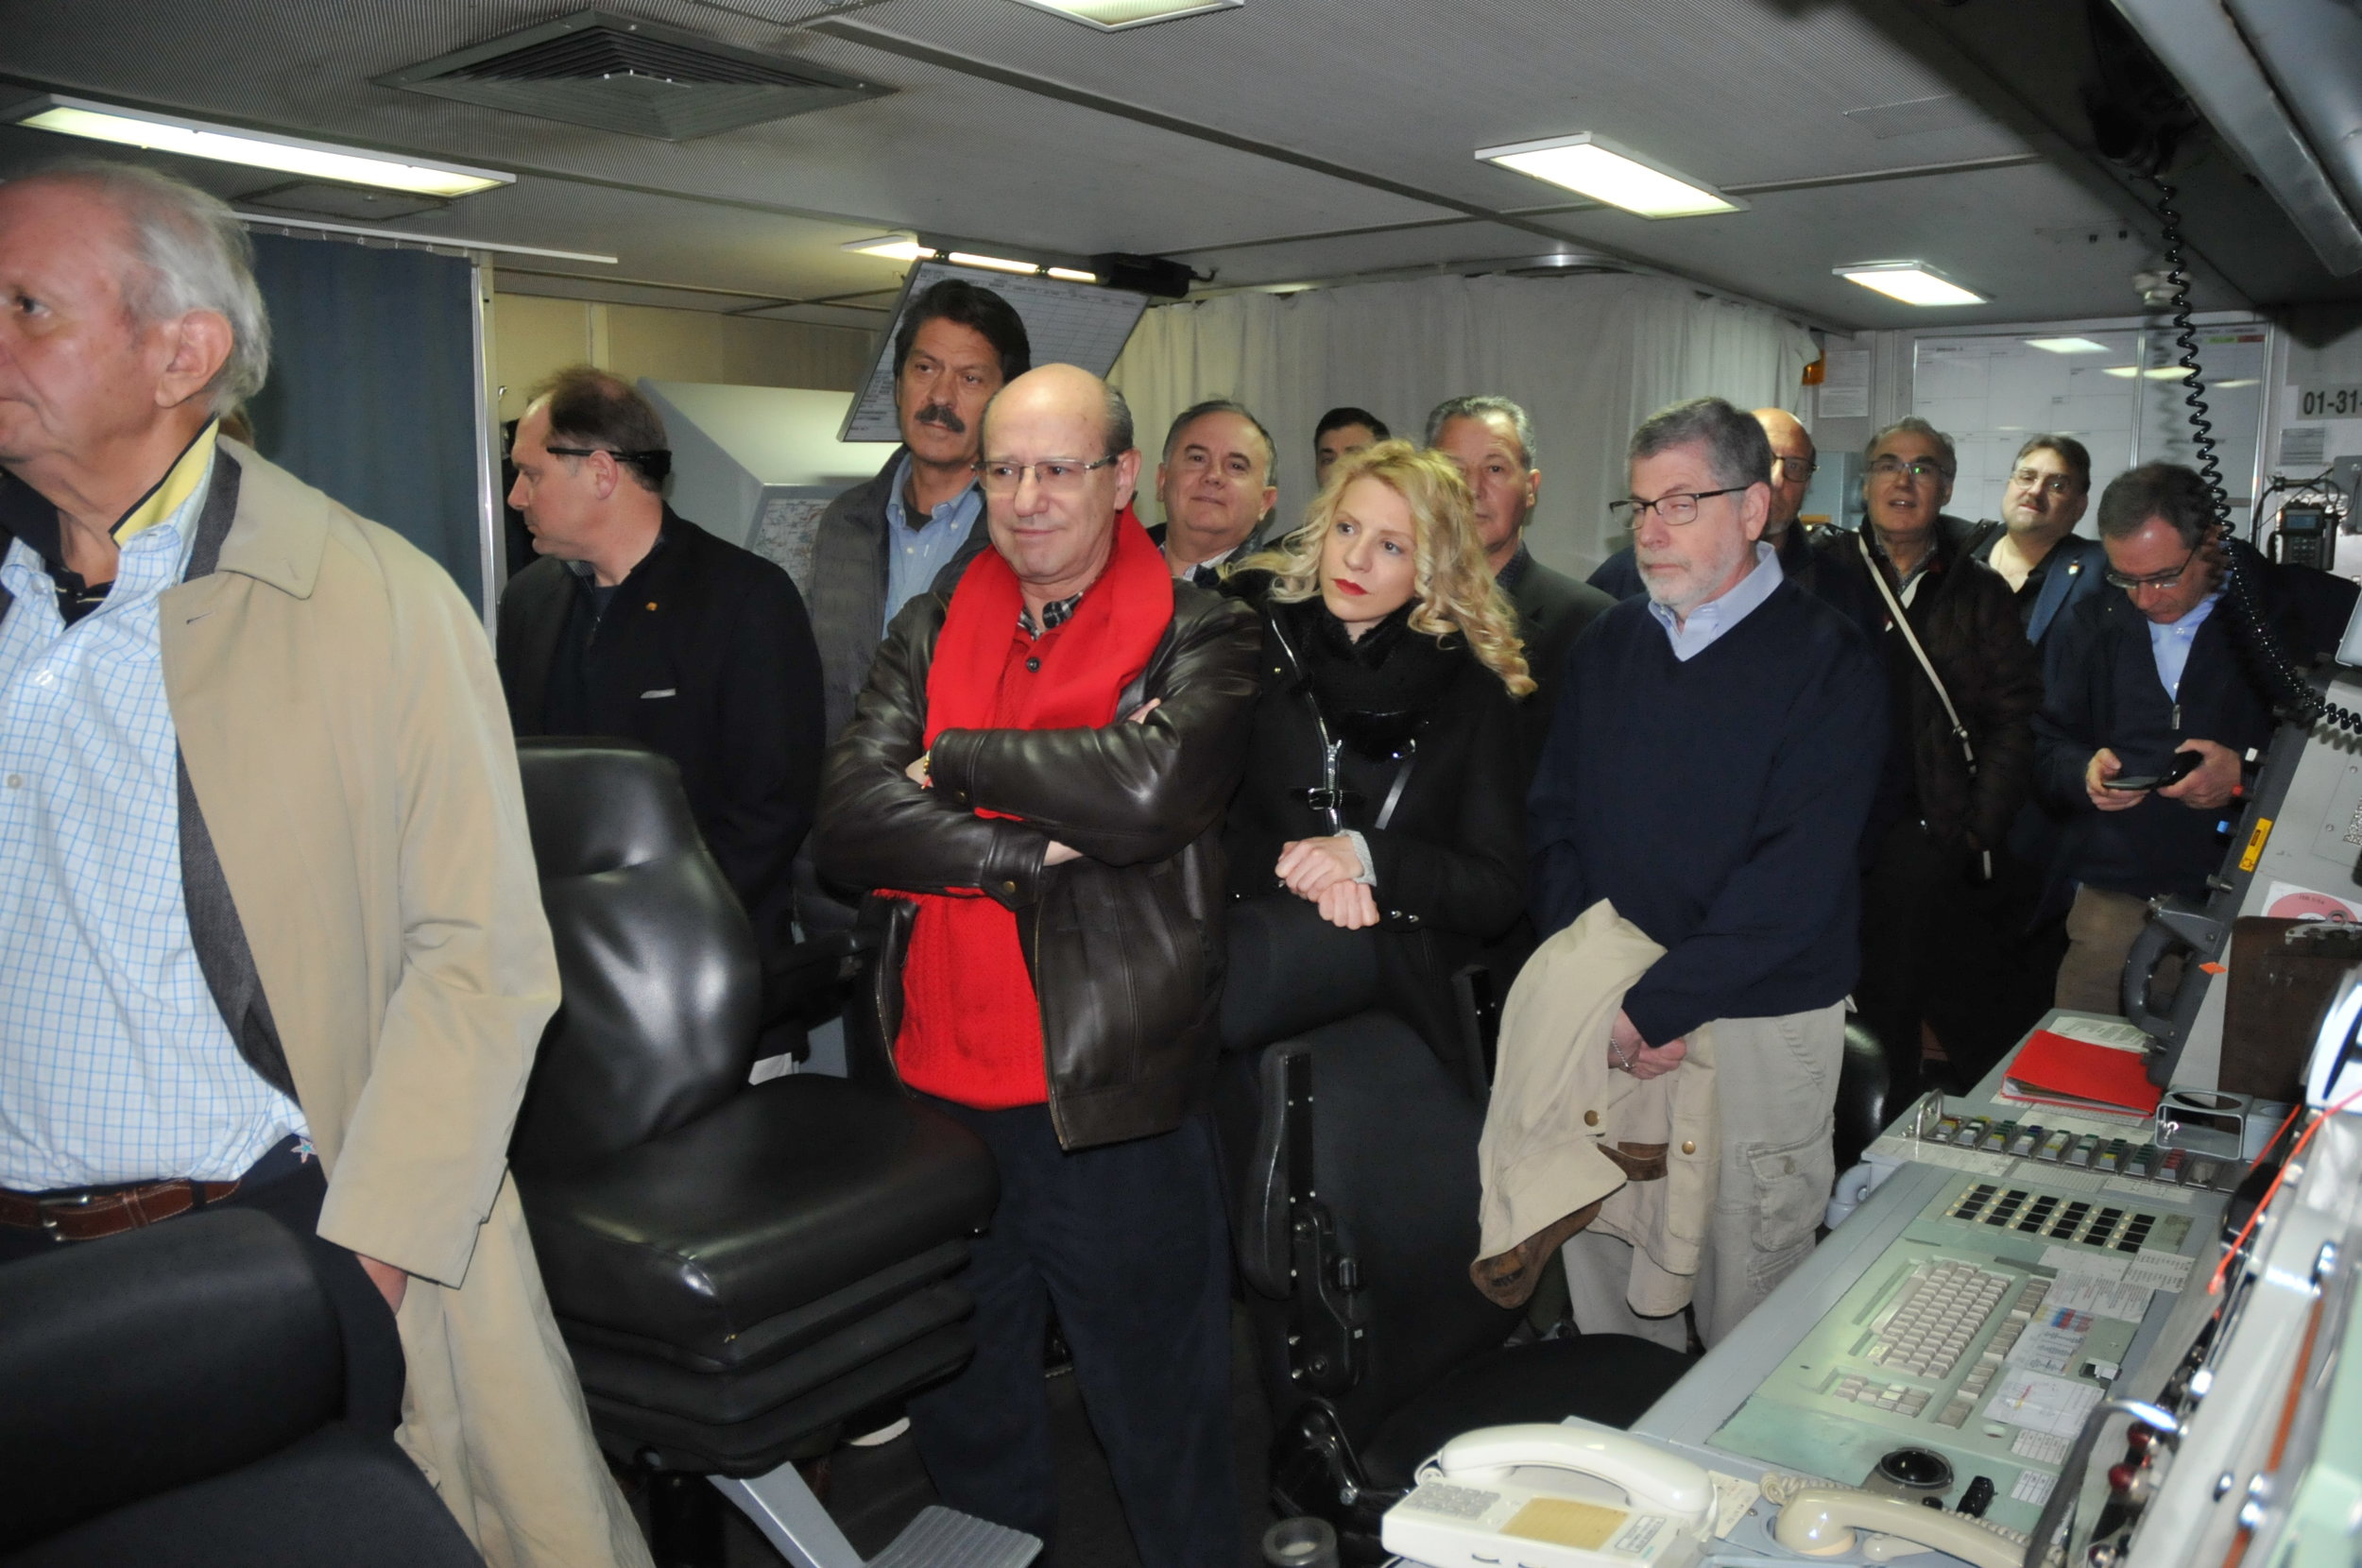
[516,738,703,878]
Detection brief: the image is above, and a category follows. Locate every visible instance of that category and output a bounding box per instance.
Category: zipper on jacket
[1264,611,1347,833]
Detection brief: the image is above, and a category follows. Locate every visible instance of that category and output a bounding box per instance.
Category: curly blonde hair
[1241,440,1533,696]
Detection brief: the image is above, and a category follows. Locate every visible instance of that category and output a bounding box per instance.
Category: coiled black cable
[2148,175,2362,733]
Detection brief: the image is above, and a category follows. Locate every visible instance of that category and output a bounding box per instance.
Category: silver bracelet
[1614,1041,1637,1071]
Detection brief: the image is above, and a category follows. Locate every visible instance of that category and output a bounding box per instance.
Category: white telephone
[1381,1423,1714,1568]
[1772,1485,2033,1568]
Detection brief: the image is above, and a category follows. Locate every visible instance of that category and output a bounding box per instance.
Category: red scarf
[891,516,1174,1108]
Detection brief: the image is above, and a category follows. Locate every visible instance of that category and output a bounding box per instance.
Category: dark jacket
[1816,520,2043,852]
[1967,524,2110,656]
[807,448,993,742]
[1593,525,1882,644]
[812,581,1262,1150]
[497,510,823,953]
[1501,545,1614,762]
[1224,595,1526,1054]
[2033,540,2358,899]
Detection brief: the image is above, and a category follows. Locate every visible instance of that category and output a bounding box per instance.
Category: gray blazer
[805,447,993,741]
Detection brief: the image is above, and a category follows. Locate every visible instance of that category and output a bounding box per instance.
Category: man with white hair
[0,162,647,1567]
[1528,397,1884,1347]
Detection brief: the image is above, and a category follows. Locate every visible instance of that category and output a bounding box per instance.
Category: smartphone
[2104,749,2204,792]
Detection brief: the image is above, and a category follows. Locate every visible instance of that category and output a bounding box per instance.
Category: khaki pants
[1560,1002,1844,1351]
[2054,886,2154,1016]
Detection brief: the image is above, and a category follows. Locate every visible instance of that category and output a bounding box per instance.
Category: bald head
[1752,407,1817,539]
[979,364,1143,610]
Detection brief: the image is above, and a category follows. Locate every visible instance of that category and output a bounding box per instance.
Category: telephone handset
[1381,1423,1713,1568]
[1772,1485,2034,1568]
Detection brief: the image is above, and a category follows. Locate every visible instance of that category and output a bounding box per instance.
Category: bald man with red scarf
[813,366,1260,1566]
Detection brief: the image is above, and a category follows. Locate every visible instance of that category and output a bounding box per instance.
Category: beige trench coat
[161,442,650,1568]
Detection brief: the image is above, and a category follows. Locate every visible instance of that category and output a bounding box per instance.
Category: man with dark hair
[808,279,1032,741]
[1971,434,2107,656]
[1148,397,1278,585]
[1816,418,2041,1098]
[1426,393,1612,757]
[2035,461,2356,1013]
[813,364,1258,1565]
[498,366,823,984]
[1314,404,1388,485]
[1530,396,1883,1347]
[0,164,647,1566]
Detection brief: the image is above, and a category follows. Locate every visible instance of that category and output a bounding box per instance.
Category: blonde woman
[1224,440,1533,1063]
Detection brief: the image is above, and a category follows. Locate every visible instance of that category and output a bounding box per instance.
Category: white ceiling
[0,0,2328,339]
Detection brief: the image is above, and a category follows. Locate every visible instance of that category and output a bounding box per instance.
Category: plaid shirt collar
[1018,589,1084,639]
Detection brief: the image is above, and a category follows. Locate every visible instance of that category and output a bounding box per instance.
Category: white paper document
[2047,1270,2153,1323]
[1984,1371,2103,1439]
[2124,1253,2197,1292]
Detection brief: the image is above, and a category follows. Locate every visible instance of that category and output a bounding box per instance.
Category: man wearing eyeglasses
[813,364,1258,1565]
[2034,462,2356,1014]
[1970,435,2108,656]
[1816,418,2042,1099]
[1530,397,1884,1348]
[1148,398,1278,586]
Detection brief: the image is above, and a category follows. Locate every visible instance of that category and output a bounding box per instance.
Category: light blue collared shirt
[1646,541,1784,662]
[882,453,984,633]
[0,454,307,1189]
[2147,590,2222,700]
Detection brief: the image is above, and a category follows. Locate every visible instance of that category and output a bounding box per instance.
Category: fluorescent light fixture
[1008,0,1241,31]
[4,94,509,197]
[948,250,1038,275]
[2217,378,2259,388]
[1475,133,1743,218]
[2025,336,2110,354]
[1045,266,1100,283]
[845,234,932,262]
[1833,261,1986,306]
[2101,366,2197,381]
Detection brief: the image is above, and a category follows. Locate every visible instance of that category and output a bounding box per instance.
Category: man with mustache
[803,281,1030,932]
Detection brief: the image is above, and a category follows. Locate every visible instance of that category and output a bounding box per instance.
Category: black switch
[1959,1476,1995,1518]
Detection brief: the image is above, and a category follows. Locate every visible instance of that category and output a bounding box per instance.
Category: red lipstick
[1331,578,1367,596]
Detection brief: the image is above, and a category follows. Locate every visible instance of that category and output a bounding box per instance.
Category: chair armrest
[761,927,882,1033]
[0,1210,343,1548]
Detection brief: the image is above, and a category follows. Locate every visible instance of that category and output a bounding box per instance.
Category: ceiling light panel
[5,95,510,197]
[1009,0,1241,31]
[1476,133,1744,218]
[846,234,932,261]
[2025,336,2112,353]
[1834,262,1987,306]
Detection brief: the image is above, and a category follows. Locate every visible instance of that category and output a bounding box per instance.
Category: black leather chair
[1836,1015,1896,1175]
[506,740,1013,1566]
[0,1209,481,1568]
[1210,901,1697,1563]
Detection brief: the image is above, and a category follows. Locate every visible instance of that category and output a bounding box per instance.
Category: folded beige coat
[1473,899,1721,1318]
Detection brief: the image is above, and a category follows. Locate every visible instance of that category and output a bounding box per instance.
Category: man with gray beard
[1527,397,1884,1348]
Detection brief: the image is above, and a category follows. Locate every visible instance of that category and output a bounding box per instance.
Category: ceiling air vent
[377,10,888,142]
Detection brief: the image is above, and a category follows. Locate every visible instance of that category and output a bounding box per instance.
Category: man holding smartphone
[2033,463,2356,1014]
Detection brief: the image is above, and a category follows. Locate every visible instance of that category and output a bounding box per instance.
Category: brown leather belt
[0,1177,243,1243]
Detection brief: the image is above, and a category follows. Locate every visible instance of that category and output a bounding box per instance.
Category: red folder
[2002,1030,2163,1116]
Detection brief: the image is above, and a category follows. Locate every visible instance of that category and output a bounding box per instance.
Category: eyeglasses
[2104,537,2206,591]
[2009,467,2084,498]
[1609,486,1750,529]
[542,444,673,480]
[976,456,1120,496]
[1867,454,1953,484]
[1772,455,1818,482]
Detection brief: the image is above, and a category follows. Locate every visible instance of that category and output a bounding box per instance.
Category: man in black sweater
[1426,394,1613,762]
[1531,397,1885,1348]
[499,367,824,980]
[2034,462,2357,1014]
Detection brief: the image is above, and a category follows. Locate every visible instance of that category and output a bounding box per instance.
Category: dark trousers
[1857,818,1973,1104]
[0,1153,406,1431]
[910,1099,1240,1568]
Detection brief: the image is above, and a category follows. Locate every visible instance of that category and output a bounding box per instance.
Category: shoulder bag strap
[1857,532,1991,878]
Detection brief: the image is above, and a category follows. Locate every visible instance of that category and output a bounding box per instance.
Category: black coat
[812,582,1262,1150]
[498,511,824,953]
[1502,546,1613,765]
[1224,595,1527,1054]
[1816,520,2043,853]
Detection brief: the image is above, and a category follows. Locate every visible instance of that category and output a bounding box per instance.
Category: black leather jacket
[811,580,1261,1149]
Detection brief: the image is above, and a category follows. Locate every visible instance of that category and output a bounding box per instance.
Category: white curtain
[1110,272,1818,576]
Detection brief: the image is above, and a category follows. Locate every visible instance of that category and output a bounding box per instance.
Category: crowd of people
[5,161,2357,1568]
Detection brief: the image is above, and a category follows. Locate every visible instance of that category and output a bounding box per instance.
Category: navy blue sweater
[1530,581,1886,1047]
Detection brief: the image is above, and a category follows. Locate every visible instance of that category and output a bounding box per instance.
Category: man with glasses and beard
[1530,398,1882,1348]
[2034,462,2355,1014]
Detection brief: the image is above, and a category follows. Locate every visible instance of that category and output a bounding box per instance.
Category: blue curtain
[247,234,485,608]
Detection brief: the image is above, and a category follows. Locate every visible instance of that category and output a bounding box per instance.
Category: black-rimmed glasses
[2104,537,2206,591]
[1609,486,1750,529]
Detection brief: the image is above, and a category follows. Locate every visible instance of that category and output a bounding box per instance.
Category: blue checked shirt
[0,445,307,1189]
[881,452,984,634]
